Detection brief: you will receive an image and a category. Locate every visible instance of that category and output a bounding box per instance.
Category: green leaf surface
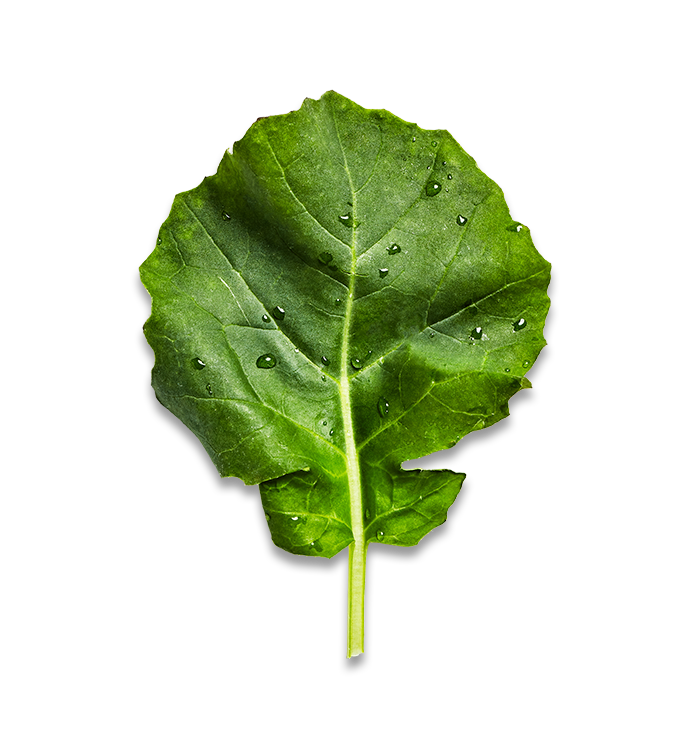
[141,91,550,655]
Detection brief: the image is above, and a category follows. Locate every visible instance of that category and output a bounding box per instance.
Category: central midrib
[339,192,363,551]
[340,282,362,552]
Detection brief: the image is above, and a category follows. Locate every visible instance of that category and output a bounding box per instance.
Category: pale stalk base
[347,540,367,657]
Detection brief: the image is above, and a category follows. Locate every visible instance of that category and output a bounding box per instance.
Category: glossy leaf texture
[141,91,550,560]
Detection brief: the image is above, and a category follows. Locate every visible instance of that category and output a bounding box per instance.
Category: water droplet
[376,530,385,540]
[291,516,299,522]
[379,268,389,278]
[387,243,401,255]
[329,429,334,436]
[338,213,352,227]
[523,360,530,368]
[364,508,371,520]
[310,540,324,552]
[319,251,333,265]
[262,314,270,323]
[335,298,342,305]
[426,165,431,170]
[431,140,438,147]
[425,180,442,197]
[377,396,389,418]
[447,174,453,180]
[256,354,277,369]
[321,356,329,366]
[412,136,416,142]
[513,318,527,331]
[430,332,435,338]
[192,357,206,370]
[321,375,326,382]
[272,305,285,321]
[442,161,447,166]
[351,358,363,370]
[457,215,468,226]
[265,513,271,521]
[206,383,213,396]
[470,327,483,340]
[504,368,511,373]
[322,420,327,426]
[156,236,162,245]
[222,211,231,221]
[506,222,523,232]
[294,348,299,353]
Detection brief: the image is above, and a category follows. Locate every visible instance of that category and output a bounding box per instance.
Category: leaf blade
[141,91,550,562]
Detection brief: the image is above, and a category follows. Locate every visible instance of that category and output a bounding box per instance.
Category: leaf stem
[347,539,366,657]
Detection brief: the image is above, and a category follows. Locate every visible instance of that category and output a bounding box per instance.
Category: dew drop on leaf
[457,215,468,226]
[329,429,334,436]
[379,268,389,278]
[321,355,329,366]
[431,140,438,147]
[272,305,285,321]
[376,530,385,540]
[351,358,363,370]
[265,513,271,521]
[412,136,416,142]
[338,213,352,227]
[319,251,333,265]
[505,368,511,373]
[377,396,389,418]
[335,298,342,305]
[387,243,401,255]
[523,360,530,368]
[291,516,299,522]
[222,211,231,221]
[322,420,327,426]
[513,318,527,331]
[156,236,162,245]
[507,222,523,232]
[256,354,277,369]
[192,357,206,370]
[470,327,483,340]
[321,375,326,381]
[447,174,453,180]
[365,508,371,520]
[262,314,270,323]
[206,383,213,396]
[425,180,442,197]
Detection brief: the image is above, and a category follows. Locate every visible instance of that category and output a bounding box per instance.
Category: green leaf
[141,91,550,656]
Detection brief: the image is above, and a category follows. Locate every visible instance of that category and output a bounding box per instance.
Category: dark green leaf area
[141,91,550,558]
[363,467,465,546]
[261,471,353,557]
